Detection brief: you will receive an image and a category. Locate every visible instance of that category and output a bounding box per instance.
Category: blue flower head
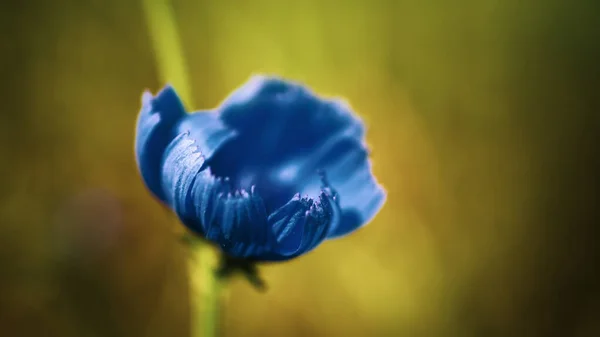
[135,75,386,262]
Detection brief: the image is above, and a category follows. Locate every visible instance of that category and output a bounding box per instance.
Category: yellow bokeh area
[1,1,599,337]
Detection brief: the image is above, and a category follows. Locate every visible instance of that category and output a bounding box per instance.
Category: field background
[1,0,598,336]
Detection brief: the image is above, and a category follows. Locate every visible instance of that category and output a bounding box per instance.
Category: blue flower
[135,75,386,261]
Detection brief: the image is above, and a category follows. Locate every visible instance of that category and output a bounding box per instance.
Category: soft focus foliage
[135,77,385,260]
[1,1,599,337]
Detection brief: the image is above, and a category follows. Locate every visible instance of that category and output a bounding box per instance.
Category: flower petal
[160,132,205,230]
[135,86,237,205]
[322,139,386,238]
[207,76,366,212]
[219,75,364,146]
[283,135,386,238]
[177,111,237,160]
[161,132,275,258]
[206,187,274,258]
[265,175,341,260]
[135,86,186,203]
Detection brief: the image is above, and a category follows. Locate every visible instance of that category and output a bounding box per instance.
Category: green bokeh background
[1,0,599,336]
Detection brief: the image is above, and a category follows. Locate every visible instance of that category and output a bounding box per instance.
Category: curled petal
[266,175,341,260]
[160,132,205,229]
[177,111,237,160]
[161,132,275,259]
[327,176,386,238]
[135,86,186,203]
[318,138,386,238]
[203,187,274,258]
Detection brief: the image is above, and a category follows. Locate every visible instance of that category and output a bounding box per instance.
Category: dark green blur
[1,0,599,336]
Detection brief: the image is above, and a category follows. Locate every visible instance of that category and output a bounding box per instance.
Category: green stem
[201,256,222,337]
[190,248,221,337]
[141,1,220,337]
[141,0,192,104]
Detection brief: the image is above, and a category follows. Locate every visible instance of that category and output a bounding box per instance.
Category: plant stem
[141,0,192,104]
[141,1,220,336]
[190,247,221,337]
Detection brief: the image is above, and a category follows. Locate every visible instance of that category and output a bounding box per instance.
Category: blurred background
[1,0,599,336]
